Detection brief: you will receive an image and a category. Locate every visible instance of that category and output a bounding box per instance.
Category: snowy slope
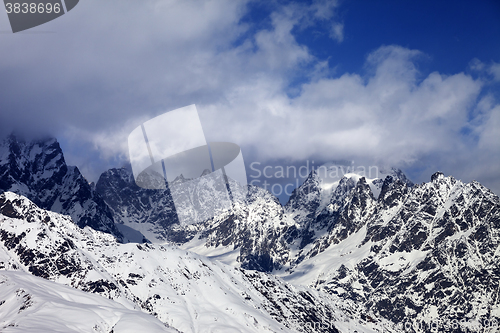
[0,270,177,333]
[0,191,343,333]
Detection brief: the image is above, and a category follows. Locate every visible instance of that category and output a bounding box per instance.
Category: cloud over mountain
[0,0,498,194]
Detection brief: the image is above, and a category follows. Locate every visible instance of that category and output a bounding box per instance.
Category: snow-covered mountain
[0,135,125,241]
[2,135,499,332]
[277,167,414,269]
[0,270,177,333]
[96,164,413,273]
[0,191,345,332]
[97,166,288,272]
[97,163,500,331]
[278,172,500,332]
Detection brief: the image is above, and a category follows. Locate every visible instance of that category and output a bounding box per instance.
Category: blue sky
[301,0,499,75]
[239,1,500,76]
[0,0,499,202]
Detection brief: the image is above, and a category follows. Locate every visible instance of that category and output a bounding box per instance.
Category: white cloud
[0,0,498,194]
[197,44,500,193]
[202,46,482,164]
[302,0,344,43]
[475,96,500,151]
[330,22,344,42]
[489,62,500,81]
[469,59,500,82]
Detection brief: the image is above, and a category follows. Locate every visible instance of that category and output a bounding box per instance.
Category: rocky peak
[430,171,445,182]
[0,135,66,195]
[285,169,321,211]
[0,135,124,242]
[353,177,374,199]
[389,167,414,187]
[378,175,410,209]
[200,168,212,177]
[331,176,357,203]
[171,174,187,184]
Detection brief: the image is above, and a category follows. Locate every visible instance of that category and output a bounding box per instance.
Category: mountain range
[1,135,499,332]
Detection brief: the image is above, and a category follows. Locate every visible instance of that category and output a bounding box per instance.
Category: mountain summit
[0,135,125,241]
[2,135,499,331]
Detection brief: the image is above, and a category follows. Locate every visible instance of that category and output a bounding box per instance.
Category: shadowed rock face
[0,135,124,241]
[95,166,187,243]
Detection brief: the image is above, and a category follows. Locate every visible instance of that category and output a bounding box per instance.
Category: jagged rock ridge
[3,135,500,331]
[0,135,125,241]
